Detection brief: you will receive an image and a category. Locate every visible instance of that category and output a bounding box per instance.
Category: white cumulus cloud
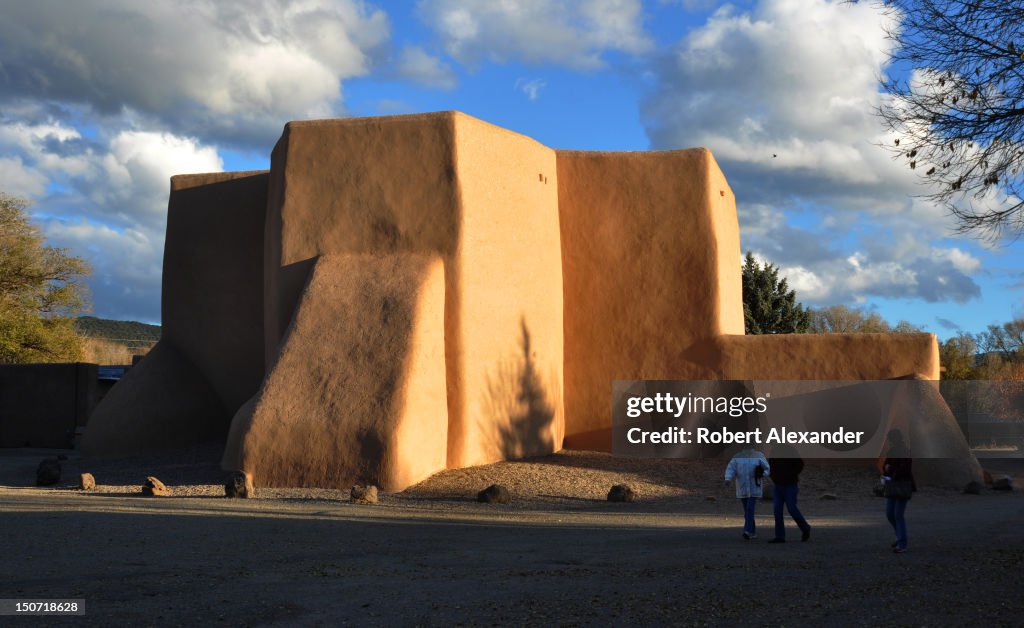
[0,0,390,147]
[0,112,224,321]
[395,46,458,89]
[418,0,652,70]
[645,0,988,308]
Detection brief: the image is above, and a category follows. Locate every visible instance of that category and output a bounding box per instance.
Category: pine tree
[741,252,809,334]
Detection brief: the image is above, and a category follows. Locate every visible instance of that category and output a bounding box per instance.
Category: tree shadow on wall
[483,320,557,460]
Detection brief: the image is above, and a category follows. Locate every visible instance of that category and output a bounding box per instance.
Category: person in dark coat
[883,429,915,553]
[767,443,810,543]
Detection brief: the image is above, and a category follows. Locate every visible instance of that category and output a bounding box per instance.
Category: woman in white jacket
[725,448,771,540]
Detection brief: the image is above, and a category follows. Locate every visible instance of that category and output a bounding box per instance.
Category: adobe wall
[0,363,97,448]
[162,171,268,413]
[553,148,974,486]
[556,149,742,449]
[262,115,459,366]
[223,254,448,490]
[79,111,975,489]
[226,112,564,487]
[81,171,267,456]
[447,114,563,467]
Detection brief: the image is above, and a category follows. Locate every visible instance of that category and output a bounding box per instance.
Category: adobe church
[81,112,978,490]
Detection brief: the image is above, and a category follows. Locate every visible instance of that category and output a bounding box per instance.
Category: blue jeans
[741,497,758,535]
[773,483,809,540]
[886,497,908,549]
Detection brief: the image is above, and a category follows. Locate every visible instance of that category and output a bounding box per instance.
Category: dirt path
[1,449,1022,626]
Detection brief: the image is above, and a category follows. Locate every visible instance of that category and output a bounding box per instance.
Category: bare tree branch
[877,0,1024,239]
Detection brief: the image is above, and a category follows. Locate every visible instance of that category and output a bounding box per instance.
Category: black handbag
[883,479,913,500]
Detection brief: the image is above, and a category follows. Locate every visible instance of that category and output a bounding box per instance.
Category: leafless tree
[877,0,1024,238]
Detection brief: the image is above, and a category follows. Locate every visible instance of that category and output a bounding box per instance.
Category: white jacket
[725,449,770,499]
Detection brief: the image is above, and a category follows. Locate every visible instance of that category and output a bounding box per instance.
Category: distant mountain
[75,316,161,343]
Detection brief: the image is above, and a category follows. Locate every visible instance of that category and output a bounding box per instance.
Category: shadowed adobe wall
[82,171,267,456]
[0,363,97,448]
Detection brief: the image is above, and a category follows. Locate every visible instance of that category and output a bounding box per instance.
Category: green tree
[940,332,979,380]
[0,192,90,363]
[741,251,809,334]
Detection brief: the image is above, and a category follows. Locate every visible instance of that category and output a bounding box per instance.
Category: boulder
[36,459,61,486]
[607,484,637,502]
[477,484,511,504]
[224,471,255,498]
[142,476,170,496]
[963,481,982,494]
[350,485,379,504]
[79,473,96,491]
[992,476,1013,491]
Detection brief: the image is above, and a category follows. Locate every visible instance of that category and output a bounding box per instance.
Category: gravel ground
[1,445,1022,627]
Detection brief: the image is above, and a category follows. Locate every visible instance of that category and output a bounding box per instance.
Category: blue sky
[1,0,1021,338]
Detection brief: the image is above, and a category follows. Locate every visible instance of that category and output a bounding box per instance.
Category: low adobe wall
[0,363,97,448]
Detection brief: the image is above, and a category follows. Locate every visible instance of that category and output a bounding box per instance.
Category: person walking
[724,447,770,540]
[767,444,811,543]
[882,429,915,554]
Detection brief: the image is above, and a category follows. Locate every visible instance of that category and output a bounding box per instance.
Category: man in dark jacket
[768,444,811,543]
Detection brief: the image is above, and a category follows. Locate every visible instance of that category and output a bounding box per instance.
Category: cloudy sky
[1,0,1021,337]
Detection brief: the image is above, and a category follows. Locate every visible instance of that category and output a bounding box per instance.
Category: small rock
[607,484,637,502]
[992,476,1013,491]
[761,484,774,501]
[80,473,96,491]
[477,484,511,504]
[36,459,61,486]
[142,476,170,496]
[224,471,255,498]
[820,493,839,500]
[350,484,378,504]
[963,481,982,495]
